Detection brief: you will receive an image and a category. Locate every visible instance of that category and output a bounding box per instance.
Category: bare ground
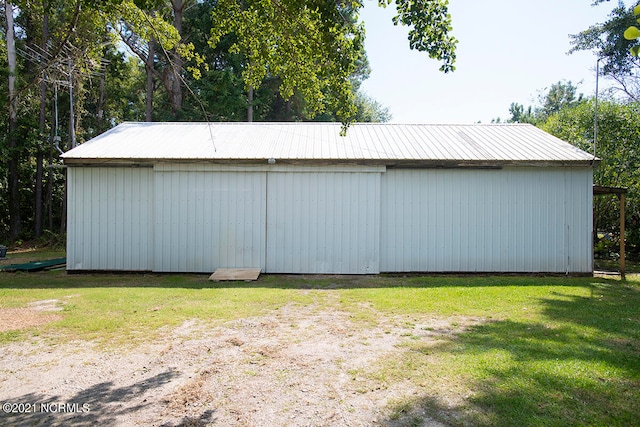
[0,299,475,427]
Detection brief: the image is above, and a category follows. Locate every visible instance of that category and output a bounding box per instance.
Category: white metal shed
[62,122,596,274]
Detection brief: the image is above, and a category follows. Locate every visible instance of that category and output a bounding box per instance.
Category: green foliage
[594,232,619,259]
[543,99,640,256]
[538,80,583,119]
[390,0,456,73]
[209,0,366,126]
[506,81,582,124]
[110,0,180,50]
[180,0,391,124]
[0,1,165,240]
[570,3,640,100]
[209,0,456,127]
[353,91,392,122]
[571,4,639,74]
[82,49,148,133]
[1,0,449,239]
[624,24,640,40]
[508,102,536,124]
[624,4,640,54]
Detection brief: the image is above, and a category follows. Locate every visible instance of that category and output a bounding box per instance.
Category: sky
[358,0,619,124]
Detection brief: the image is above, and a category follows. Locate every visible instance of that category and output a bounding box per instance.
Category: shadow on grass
[0,270,623,290]
[1,370,216,427]
[594,258,640,274]
[379,282,640,427]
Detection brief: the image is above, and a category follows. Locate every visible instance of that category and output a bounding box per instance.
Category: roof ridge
[118,121,535,127]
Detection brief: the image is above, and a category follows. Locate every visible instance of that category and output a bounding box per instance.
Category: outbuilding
[61,122,596,274]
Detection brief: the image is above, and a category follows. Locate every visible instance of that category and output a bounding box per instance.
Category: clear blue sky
[359,0,619,123]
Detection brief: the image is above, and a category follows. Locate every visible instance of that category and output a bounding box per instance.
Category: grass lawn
[0,261,638,426]
[339,275,640,426]
[594,257,640,273]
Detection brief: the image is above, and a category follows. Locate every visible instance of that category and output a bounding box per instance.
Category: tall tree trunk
[146,37,155,122]
[121,4,185,119]
[35,11,50,238]
[247,86,254,122]
[68,60,76,149]
[97,60,105,131]
[5,1,21,241]
[46,95,55,231]
[35,98,45,238]
[169,0,184,117]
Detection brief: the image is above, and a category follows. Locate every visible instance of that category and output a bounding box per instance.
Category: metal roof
[61,122,597,167]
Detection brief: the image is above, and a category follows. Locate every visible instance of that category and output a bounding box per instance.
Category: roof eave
[62,157,599,168]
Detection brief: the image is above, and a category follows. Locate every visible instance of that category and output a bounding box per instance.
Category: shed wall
[153,168,266,272]
[380,167,593,273]
[266,171,380,274]
[564,169,594,272]
[67,167,154,270]
[152,164,381,273]
[66,164,593,274]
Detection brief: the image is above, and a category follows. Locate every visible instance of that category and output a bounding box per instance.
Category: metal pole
[593,58,600,159]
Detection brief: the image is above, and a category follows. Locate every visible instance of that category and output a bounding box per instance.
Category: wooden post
[620,193,626,280]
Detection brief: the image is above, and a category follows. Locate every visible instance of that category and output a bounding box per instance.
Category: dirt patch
[0,299,65,332]
[0,304,478,426]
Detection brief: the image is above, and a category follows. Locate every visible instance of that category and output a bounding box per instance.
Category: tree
[570,3,640,101]
[353,92,392,122]
[503,81,583,125]
[0,1,160,240]
[507,102,536,124]
[209,0,457,128]
[113,1,182,120]
[4,0,20,240]
[543,99,640,256]
[537,80,584,119]
[178,0,392,124]
[1,1,453,240]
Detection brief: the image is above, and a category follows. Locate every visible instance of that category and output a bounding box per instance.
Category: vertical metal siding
[153,168,266,272]
[69,164,591,274]
[266,172,380,274]
[67,167,154,270]
[565,169,594,272]
[380,167,593,273]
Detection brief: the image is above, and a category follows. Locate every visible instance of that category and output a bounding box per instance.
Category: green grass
[0,272,321,345]
[338,275,640,427]
[0,268,638,426]
[595,257,640,273]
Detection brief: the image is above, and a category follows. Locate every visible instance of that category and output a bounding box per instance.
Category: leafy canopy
[209,0,456,128]
[504,81,583,124]
[570,2,640,101]
[624,4,640,56]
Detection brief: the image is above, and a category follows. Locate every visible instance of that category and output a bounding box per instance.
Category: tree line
[0,0,457,243]
[3,0,638,260]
